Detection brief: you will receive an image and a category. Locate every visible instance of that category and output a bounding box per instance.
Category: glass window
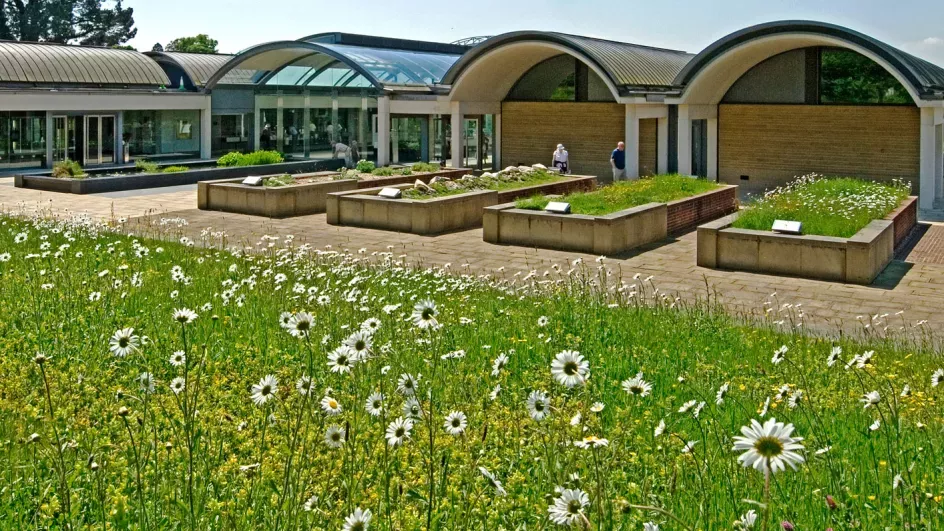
[212,114,249,156]
[283,108,305,155]
[391,116,422,164]
[259,109,278,151]
[820,48,911,105]
[123,110,201,161]
[0,112,46,168]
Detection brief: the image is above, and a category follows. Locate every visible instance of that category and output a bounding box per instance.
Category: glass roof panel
[319,43,461,85]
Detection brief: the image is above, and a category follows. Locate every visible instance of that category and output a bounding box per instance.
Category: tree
[0,0,136,46]
[165,34,218,54]
[151,42,163,52]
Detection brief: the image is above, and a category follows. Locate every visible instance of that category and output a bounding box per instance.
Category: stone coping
[197,168,472,218]
[483,185,738,255]
[14,159,344,195]
[326,175,596,235]
[697,196,918,284]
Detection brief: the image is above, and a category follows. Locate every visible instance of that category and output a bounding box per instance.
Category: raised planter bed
[326,175,596,235]
[484,185,737,255]
[197,167,471,218]
[697,196,917,284]
[14,159,344,195]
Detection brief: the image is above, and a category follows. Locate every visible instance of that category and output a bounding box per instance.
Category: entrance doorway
[691,119,708,178]
[462,115,495,170]
[84,115,116,165]
[53,116,78,163]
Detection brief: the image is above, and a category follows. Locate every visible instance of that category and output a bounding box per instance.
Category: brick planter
[14,159,344,195]
[197,168,470,218]
[697,196,917,284]
[326,175,596,235]
[484,185,737,255]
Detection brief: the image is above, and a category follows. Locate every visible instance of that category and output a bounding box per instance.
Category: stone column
[657,116,669,174]
[677,104,692,175]
[376,96,391,166]
[920,107,938,210]
[624,104,640,179]
[200,97,212,160]
[707,113,718,181]
[419,115,430,162]
[45,111,54,168]
[451,102,463,168]
[253,96,261,152]
[493,112,501,170]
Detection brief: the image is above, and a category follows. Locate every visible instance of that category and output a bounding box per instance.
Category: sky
[125,0,944,66]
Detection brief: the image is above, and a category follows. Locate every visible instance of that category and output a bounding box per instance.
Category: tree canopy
[165,34,218,54]
[0,0,136,46]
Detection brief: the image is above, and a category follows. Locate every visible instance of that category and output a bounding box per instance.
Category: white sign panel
[772,220,802,235]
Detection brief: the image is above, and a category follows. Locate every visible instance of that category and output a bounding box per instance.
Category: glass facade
[391,116,423,164]
[0,112,46,168]
[211,114,250,155]
[123,110,201,161]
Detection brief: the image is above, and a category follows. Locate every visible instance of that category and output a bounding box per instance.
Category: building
[0,21,942,208]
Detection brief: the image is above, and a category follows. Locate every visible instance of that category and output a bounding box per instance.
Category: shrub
[334,168,359,181]
[263,174,295,187]
[355,160,376,173]
[370,166,395,177]
[134,160,159,173]
[217,150,284,168]
[162,166,189,173]
[411,162,441,173]
[51,159,86,179]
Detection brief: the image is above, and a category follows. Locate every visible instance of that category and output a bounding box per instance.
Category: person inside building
[552,144,569,174]
[610,141,626,181]
[261,123,272,150]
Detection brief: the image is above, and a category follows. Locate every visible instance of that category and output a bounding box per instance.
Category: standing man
[610,141,625,182]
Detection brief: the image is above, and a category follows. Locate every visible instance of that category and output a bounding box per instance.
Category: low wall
[483,185,738,255]
[666,185,739,234]
[697,196,917,284]
[198,167,470,218]
[327,175,596,235]
[14,159,344,194]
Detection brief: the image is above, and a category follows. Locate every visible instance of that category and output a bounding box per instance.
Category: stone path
[3,179,944,336]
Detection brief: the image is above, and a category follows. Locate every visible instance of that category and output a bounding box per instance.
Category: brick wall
[666,185,739,234]
[502,102,624,180]
[718,104,920,195]
[639,118,658,177]
[887,196,918,249]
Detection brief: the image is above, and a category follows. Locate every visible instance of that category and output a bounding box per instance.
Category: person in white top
[552,144,569,174]
[332,141,353,168]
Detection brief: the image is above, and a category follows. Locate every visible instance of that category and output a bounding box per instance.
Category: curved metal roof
[204,38,463,91]
[675,20,944,100]
[442,31,695,91]
[0,41,169,85]
[145,51,255,86]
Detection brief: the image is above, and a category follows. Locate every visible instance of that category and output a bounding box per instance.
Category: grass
[515,174,720,215]
[403,169,567,200]
[0,214,942,529]
[732,175,911,238]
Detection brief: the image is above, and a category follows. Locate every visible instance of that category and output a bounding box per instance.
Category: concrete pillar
[624,104,640,179]
[303,92,311,158]
[115,111,125,164]
[707,116,718,181]
[936,123,943,201]
[493,112,501,169]
[276,96,284,152]
[253,96,261,152]
[391,118,399,164]
[677,104,692,175]
[359,97,368,156]
[376,96,391,166]
[331,95,340,143]
[920,107,938,209]
[45,111,54,168]
[657,116,668,174]
[200,98,212,160]
[451,102,462,168]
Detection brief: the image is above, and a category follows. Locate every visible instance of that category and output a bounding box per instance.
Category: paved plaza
[4,177,944,335]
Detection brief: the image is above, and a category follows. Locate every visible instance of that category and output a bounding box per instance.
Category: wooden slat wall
[639,118,658,176]
[719,104,920,194]
[501,102,624,179]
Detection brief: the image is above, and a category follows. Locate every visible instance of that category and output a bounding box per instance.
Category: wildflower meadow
[0,214,942,530]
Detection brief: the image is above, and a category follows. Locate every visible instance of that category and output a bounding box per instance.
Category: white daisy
[622,373,652,397]
[279,312,294,329]
[479,466,507,496]
[250,375,278,406]
[861,390,880,409]
[681,440,699,454]
[732,418,805,475]
[678,400,697,414]
[590,402,605,413]
[411,300,439,330]
[547,488,590,527]
[324,425,346,449]
[654,419,666,438]
[443,411,467,436]
[365,392,384,417]
[489,384,501,401]
[288,312,314,337]
[537,316,549,327]
[715,382,729,405]
[738,509,757,528]
[526,390,550,421]
[385,417,413,447]
[396,373,418,396]
[172,308,198,324]
[491,353,509,377]
[893,473,903,490]
[932,368,944,387]
[870,419,881,432]
[402,397,423,420]
[138,372,155,394]
[328,347,355,374]
[321,395,343,416]
[361,317,381,333]
[109,327,139,357]
[787,390,803,409]
[170,377,185,395]
[574,435,609,449]
[169,350,186,367]
[341,507,371,531]
[827,346,842,367]
[771,345,787,364]
[296,376,313,396]
[343,331,372,360]
[551,350,589,388]
[644,523,660,531]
